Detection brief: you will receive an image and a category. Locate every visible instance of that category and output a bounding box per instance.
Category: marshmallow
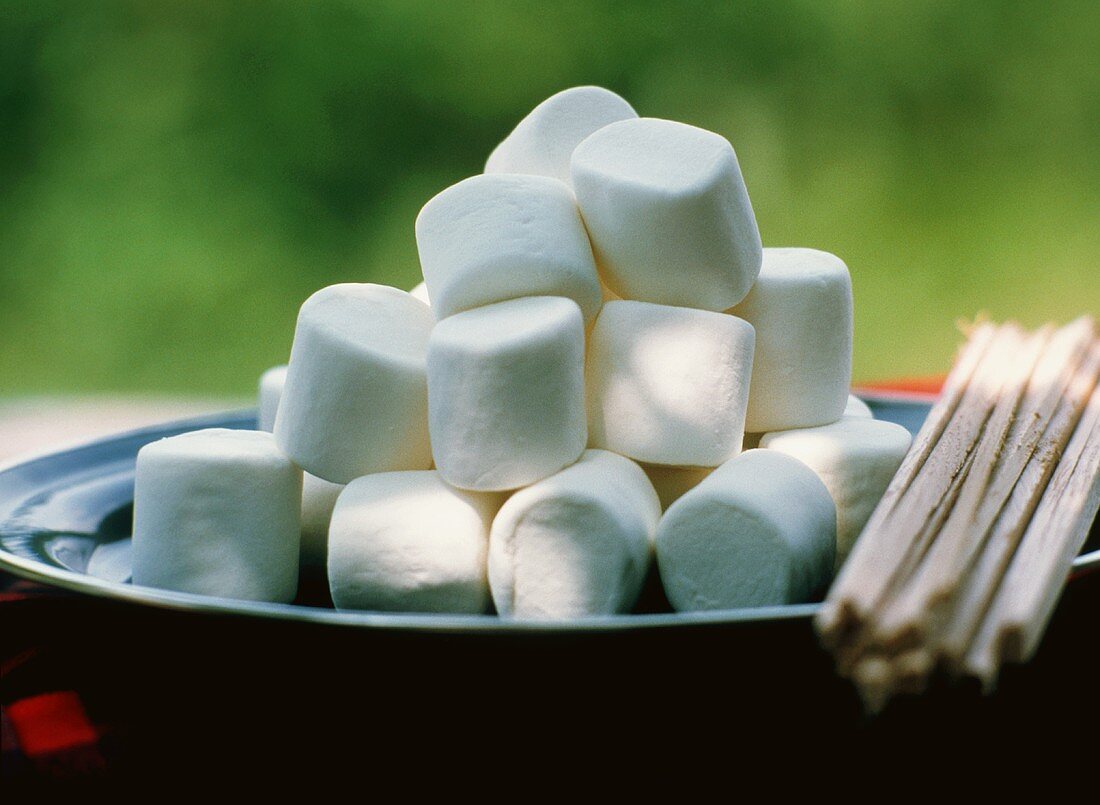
[485,86,638,186]
[586,300,755,467]
[132,429,301,602]
[844,394,873,419]
[415,173,602,324]
[327,471,502,613]
[428,296,587,491]
[488,450,659,618]
[744,398,865,460]
[258,365,287,432]
[409,281,431,307]
[274,284,434,484]
[300,473,344,565]
[257,364,345,564]
[729,248,853,433]
[570,117,762,311]
[656,449,835,611]
[640,463,713,510]
[759,418,911,566]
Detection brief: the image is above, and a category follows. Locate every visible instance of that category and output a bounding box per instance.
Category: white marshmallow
[844,394,873,419]
[132,429,301,602]
[640,463,713,510]
[656,449,835,611]
[488,450,659,619]
[300,473,344,565]
[274,284,434,484]
[428,296,587,491]
[415,173,602,324]
[586,300,755,467]
[257,365,287,432]
[729,248,853,433]
[257,364,345,564]
[485,86,638,186]
[327,471,502,613]
[571,117,762,311]
[409,281,431,307]
[759,418,911,566]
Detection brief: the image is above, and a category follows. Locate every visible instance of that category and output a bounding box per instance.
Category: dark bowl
[2,393,1097,769]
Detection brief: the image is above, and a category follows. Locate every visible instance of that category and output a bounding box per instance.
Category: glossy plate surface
[1,392,1096,633]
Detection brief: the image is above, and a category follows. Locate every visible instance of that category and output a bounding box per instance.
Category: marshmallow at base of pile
[571,117,762,311]
[729,248,853,433]
[488,450,659,619]
[640,463,713,511]
[415,174,602,325]
[258,365,287,431]
[743,394,869,451]
[656,449,835,611]
[409,281,431,307]
[759,418,912,567]
[327,471,502,613]
[485,85,637,186]
[844,394,873,419]
[274,283,434,484]
[586,300,755,467]
[257,364,344,564]
[299,473,344,564]
[132,429,301,602]
[428,296,587,491]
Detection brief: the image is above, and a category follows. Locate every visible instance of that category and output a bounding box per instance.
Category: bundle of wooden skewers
[816,316,1100,712]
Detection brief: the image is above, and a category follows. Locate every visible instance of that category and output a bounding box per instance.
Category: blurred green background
[1,1,1097,396]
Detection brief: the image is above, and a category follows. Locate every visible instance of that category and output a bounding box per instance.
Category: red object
[6,691,99,757]
[855,375,946,396]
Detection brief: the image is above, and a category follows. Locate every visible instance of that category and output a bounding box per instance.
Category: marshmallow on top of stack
[131,86,912,619]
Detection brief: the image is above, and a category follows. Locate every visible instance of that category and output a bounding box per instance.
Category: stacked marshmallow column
[488,449,660,618]
[586,300,755,467]
[485,86,638,185]
[427,296,587,491]
[729,248,854,432]
[571,117,762,310]
[274,283,434,484]
[415,173,602,324]
[132,429,301,602]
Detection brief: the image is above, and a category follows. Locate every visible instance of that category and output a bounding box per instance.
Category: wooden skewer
[815,323,998,644]
[851,655,893,715]
[817,324,1022,649]
[818,318,1100,710]
[833,448,977,673]
[921,318,1095,602]
[815,323,1004,646]
[889,649,934,696]
[869,323,1079,648]
[938,341,1100,668]
[964,376,1100,686]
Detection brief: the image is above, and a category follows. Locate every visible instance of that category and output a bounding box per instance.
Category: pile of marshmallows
[131,87,913,619]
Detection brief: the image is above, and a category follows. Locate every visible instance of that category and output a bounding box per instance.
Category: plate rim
[1,391,1096,634]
